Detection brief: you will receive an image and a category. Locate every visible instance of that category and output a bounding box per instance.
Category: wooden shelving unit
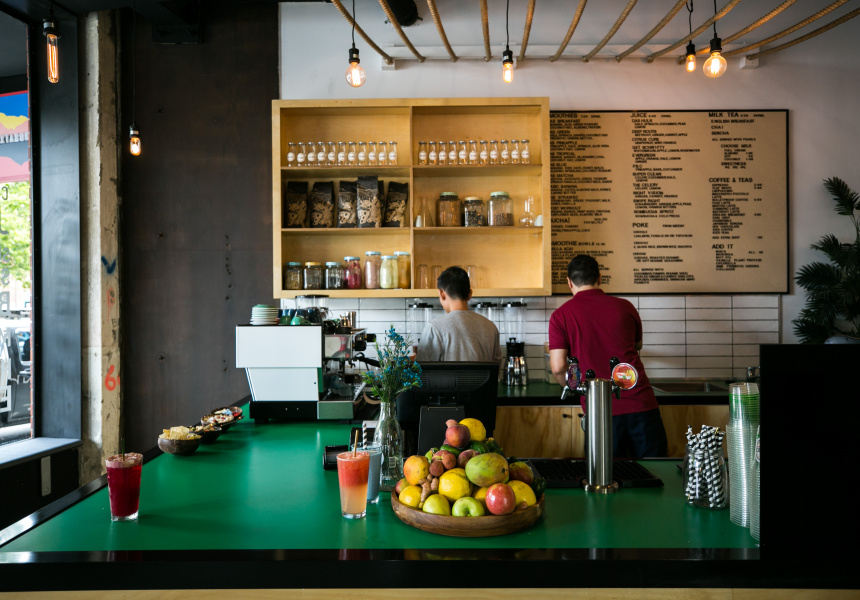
[272,97,551,299]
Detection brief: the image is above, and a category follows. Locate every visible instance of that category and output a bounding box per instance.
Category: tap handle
[585,369,596,380]
[609,356,620,371]
[614,386,621,400]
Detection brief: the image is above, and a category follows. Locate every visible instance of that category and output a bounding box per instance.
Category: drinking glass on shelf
[466,265,478,288]
[416,264,429,289]
[520,196,535,227]
[316,141,326,166]
[431,265,442,287]
[377,141,388,166]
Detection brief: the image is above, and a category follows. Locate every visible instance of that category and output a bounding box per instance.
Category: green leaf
[824,177,860,216]
[792,318,832,344]
[795,262,841,291]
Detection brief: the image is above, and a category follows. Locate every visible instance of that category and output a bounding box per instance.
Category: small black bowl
[189,424,222,444]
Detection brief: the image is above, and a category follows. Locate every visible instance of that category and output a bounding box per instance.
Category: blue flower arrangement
[363,325,422,403]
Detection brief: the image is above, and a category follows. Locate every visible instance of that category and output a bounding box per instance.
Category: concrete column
[79,11,121,484]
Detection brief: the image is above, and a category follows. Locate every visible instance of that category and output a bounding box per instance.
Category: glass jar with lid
[286,142,297,167]
[437,141,447,165]
[510,139,520,164]
[347,142,357,166]
[316,141,326,166]
[468,140,478,165]
[284,261,303,290]
[447,140,457,164]
[344,256,362,289]
[479,140,489,165]
[325,261,345,289]
[303,261,324,289]
[364,251,382,289]
[489,140,499,165]
[368,141,377,166]
[377,141,388,166]
[428,141,438,166]
[394,251,411,289]
[458,141,468,165]
[520,139,530,164]
[463,196,485,227]
[306,141,317,166]
[388,141,398,165]
[380,255,399,289]
[488,191,514,226]
[418,141,428,165]
[499,139,510,165]
[437,192,462,227]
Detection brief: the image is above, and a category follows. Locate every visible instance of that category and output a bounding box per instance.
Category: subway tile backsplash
[349,294,780,382]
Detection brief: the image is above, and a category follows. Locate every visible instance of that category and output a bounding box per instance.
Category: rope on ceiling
[517,0,536,61]
[331,0,394,65]
[582,0,638,62]
[691,0,797,57]
[425,0,457,61]
[646,0,742,63]
[723,0,851,58]
[742,5,860,60]
[378,0,425,62]
[549,0,589,62]
[616,0,687,62]
[480,0,491,61]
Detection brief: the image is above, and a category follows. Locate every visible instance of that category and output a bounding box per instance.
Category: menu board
[550,110,788,294]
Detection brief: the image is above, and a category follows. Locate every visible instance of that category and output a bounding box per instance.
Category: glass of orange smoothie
[336,451,370,519]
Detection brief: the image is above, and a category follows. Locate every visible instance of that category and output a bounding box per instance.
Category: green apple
[422,493,451,515]
[451,496,485,517]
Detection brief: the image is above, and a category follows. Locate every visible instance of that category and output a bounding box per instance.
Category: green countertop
[2,418,755,553]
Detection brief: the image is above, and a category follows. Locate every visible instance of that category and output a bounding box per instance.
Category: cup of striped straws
[683,425,728,510]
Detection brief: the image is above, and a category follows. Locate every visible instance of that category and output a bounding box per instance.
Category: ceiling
[1,1,858,79]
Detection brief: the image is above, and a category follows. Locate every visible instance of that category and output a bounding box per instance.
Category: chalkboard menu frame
[550,109,788,295]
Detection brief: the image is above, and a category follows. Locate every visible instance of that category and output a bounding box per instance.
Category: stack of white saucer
[250,305,279,326]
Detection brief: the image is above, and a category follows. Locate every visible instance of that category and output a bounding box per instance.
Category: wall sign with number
[550,110,788,294]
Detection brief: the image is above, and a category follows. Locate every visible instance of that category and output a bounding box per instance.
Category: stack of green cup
[727,382,760,528]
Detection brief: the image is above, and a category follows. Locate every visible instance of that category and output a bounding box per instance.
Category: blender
[408,300,433,354]
[503,300,528,386]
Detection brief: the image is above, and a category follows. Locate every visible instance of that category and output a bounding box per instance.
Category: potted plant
[792,177,860,343]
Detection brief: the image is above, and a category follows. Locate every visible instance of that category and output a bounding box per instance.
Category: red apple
[508,461,534,487]
[485,482,517,515]
[394,477,409,496]
[445,423,471,449]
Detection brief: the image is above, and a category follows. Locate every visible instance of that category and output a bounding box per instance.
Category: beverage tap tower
[560,356,639,493]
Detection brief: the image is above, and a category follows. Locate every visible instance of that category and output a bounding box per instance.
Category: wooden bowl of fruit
[390,489,545,538]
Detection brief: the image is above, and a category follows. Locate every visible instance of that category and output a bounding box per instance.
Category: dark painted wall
[120,3,277,452]
[0,447,79,530]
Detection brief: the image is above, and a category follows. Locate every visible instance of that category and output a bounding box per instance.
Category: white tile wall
[350,294,781,381]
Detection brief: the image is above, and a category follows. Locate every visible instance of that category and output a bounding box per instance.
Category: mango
[464,452,509,487]
[508,461,534,486]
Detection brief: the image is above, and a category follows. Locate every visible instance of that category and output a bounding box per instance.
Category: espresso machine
[502,300,528,386]
[236,301,374,423]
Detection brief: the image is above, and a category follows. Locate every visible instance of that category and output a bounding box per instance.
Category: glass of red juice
[336,451,370,519]
[105,453,143,521]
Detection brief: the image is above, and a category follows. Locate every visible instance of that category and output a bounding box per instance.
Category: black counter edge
[1,549,857,591]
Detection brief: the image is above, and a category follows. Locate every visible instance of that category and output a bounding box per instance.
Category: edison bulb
[345,61,366,88]
[703,52,727,78]
[46,34,59,83]
[685,54,696,72]
[502,61,513,83]
[129,127,141,156]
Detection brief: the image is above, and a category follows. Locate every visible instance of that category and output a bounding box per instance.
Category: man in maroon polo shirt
[548,254,668,457]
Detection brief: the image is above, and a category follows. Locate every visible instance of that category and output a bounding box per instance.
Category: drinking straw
[353,430,359,457]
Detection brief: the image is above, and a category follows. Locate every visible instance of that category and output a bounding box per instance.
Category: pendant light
[502,0,513,83]
[129,0,141,155]
[345,0,366,88]
[703,0,727,78]
[684,2,696,73]
[42,1,60,84]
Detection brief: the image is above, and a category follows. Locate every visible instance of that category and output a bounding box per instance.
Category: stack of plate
[727,382,760,528]
[250,304,279,326]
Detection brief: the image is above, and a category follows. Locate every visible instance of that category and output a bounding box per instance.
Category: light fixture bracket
[42,18,59,39]
[348,45,360,65]
[502,47,513,66]
[685,41,695,58]
[129,125,139,138]
[709,35,723,54]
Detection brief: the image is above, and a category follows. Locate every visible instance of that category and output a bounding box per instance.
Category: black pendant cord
[687,1,694,39]
[712,0,718,38]
[131,0,137,128]
[505,0,510,50]
[351,0,356,49]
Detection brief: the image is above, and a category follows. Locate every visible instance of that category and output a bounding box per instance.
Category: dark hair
[437,266,471,300]
[567,255,600,286]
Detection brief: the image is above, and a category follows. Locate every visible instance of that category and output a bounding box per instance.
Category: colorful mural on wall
[0,91,29,184]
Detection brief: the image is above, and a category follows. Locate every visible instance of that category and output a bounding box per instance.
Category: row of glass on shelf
[417,139,530,166]
[285,141,399,168]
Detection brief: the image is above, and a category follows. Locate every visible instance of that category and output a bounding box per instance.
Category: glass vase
[372,398,404,492]
[683,447,728,510]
